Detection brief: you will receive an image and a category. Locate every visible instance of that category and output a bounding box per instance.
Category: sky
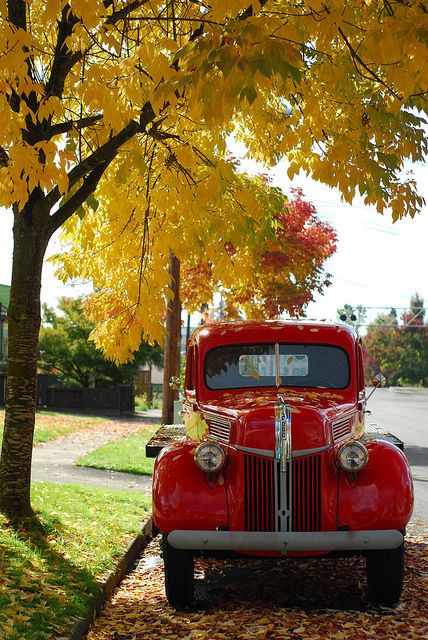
[0,159,427,326]
[270,159,428,325]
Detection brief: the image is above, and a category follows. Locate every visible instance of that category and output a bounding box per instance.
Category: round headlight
[338,441,369,472]
[194,442,225,473]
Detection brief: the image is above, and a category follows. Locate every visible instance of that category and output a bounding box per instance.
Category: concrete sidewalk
[31,410,160,492]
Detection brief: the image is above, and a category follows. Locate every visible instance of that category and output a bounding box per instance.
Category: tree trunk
[0,202,49,519]
[162,253,181,425]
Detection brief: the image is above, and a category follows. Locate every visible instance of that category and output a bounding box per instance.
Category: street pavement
[367,387,428,525]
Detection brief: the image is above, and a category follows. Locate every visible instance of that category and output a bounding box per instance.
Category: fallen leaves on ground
[33,415,153,447]
[86,524,427,640]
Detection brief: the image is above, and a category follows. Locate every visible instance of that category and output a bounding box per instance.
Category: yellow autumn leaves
[0,0,427,359]
[184,411,209,442]
[87,527,428,639]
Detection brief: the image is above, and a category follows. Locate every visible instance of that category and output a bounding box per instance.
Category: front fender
[338,439,414,531]
[152,442,229,534]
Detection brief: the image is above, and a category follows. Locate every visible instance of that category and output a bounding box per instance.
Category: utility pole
[162,252,181,425]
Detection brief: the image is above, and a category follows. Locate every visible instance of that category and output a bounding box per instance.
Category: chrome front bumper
[168,529,403,552]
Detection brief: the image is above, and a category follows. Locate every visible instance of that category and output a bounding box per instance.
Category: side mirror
[371,373,386,388]
[169,376,182,394]
[365,372,387,403]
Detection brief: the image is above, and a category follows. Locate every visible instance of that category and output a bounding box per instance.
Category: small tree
[403,293,426,327]
[181,189,337,319]
[363,314,403,385]
[363,295,428,386]
[398,294,428,386]
[38,297,162,388]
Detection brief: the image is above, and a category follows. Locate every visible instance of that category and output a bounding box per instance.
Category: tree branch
[47,159,111,236]
[45,102,159,233]
[338,26,401,99]
[45,4,80,99]
[46,1,150,101]
[47,114,103,138]
[0,146,9,168]
[105,0,150,26]
[7,0,26,31]
[65,122,136,187]
[44,119,138,212]
[44,100,157,219]
[40,1,271,234]
[7,0,40,116]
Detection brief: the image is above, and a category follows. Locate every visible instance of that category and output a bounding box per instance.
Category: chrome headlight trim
[194,442,226,473]
[338,441,369,472]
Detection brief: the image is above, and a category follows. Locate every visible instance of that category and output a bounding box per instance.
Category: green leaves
[239,85,257,104]
[86,193,99,212]
[38,297,162,385]
[364,295,428,386]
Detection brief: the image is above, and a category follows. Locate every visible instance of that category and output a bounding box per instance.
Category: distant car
[149,321,414,608]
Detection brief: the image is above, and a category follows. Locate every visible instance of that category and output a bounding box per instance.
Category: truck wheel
[366,542,404,606]
[162,534,194,608]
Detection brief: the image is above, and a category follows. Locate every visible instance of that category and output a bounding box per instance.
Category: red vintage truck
[148,320,414,608]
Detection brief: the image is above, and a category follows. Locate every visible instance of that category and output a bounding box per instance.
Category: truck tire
[366,542,404,606]
[162,534,194,608]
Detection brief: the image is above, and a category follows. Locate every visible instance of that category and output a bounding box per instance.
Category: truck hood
[201,389,355,453]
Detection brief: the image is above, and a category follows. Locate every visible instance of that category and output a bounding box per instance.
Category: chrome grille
[292,454,321,532]
[203,413,231,444]
[244,454,276,532]
[244,453,322,533]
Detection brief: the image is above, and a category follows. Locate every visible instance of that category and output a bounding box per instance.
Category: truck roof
[190,320,358,352]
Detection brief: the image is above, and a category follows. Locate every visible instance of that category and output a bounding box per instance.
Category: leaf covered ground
[0,409,109,446]
[88,525,427,640]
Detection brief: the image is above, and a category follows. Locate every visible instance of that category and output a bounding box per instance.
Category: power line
[340,306,427,329]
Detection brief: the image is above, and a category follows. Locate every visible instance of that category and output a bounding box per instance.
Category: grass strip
[76,427,157,475]
[0,482,150,640]
[0,409,107,447]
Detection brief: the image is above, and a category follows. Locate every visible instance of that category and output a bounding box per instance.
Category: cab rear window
[204,343,350,390]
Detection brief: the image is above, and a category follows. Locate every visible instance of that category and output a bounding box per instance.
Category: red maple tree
[181,189,337,319]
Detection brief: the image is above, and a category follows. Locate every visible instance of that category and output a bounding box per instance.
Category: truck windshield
[204,343,350,390]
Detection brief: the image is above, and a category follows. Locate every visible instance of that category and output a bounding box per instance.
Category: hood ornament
[275,395,292,472]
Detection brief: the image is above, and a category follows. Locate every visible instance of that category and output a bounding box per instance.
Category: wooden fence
[0,374,134,415]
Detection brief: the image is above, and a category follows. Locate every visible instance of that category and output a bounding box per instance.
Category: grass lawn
[134,394,162,411]
[0,482,151,640]
[0,409,107,447]
[76,427,157,475]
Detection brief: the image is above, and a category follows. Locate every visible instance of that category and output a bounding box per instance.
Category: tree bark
[0,200,49,519]
[161,253,181,425]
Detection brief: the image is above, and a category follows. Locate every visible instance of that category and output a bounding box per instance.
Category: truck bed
[145,424,186,458]
[364,423,404,451]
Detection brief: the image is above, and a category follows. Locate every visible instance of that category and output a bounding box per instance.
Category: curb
[389,386,428,395]
[67,518,153,640]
